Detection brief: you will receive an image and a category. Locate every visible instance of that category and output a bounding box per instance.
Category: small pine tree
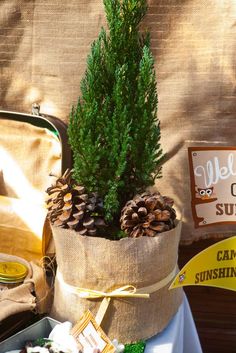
[68,0,164,226]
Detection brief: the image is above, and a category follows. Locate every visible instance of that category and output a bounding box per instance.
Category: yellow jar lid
[0,262,28,279]
[0,276,25,284]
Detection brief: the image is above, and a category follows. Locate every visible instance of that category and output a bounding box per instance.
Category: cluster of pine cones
[46,170,176,238]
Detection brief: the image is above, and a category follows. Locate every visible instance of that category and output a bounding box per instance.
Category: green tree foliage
[68,0,164,224]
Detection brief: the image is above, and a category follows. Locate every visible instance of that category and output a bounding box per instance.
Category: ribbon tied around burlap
[76,285,149,324]
[57,265,177,325]
[76,285,149,299]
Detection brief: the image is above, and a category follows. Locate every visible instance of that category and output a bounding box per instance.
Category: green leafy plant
[124,341,146,353]
[68,0,164,227]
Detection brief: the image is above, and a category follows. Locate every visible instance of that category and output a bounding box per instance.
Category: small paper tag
[71,310,116,353]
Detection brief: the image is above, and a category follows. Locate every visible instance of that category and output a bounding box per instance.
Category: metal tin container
[0,317,60,352]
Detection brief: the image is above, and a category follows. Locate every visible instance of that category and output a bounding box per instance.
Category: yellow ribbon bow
[76,285,149,325]
[76,285,150,299]
[56,267,177,326]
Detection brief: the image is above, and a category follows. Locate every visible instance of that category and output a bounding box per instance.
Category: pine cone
[120,191,176,238]
[46,169,106,236]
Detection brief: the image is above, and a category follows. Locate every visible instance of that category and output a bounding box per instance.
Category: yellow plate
[0,262,28,279]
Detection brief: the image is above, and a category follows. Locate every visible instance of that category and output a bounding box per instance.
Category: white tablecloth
[145,295,203,353]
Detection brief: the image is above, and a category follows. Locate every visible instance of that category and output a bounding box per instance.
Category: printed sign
[71,310,115,353]
[188,147,236,228]
[169,236,236,291]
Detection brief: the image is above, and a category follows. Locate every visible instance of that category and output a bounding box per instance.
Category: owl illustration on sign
[196,186,214,200]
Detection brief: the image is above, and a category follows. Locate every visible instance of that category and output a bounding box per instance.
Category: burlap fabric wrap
[0,253,51,321]
[51,221,183,343]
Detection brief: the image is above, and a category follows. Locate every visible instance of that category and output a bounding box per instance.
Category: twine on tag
[57,264,178,326]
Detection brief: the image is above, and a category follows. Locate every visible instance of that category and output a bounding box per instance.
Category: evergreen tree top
[68,0,164,226]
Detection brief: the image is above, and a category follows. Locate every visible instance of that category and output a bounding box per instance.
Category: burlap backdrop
[1,1,236,244]
[51,221,183,343]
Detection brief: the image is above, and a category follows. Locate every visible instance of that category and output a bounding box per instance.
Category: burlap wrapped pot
[51,220,183,343]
